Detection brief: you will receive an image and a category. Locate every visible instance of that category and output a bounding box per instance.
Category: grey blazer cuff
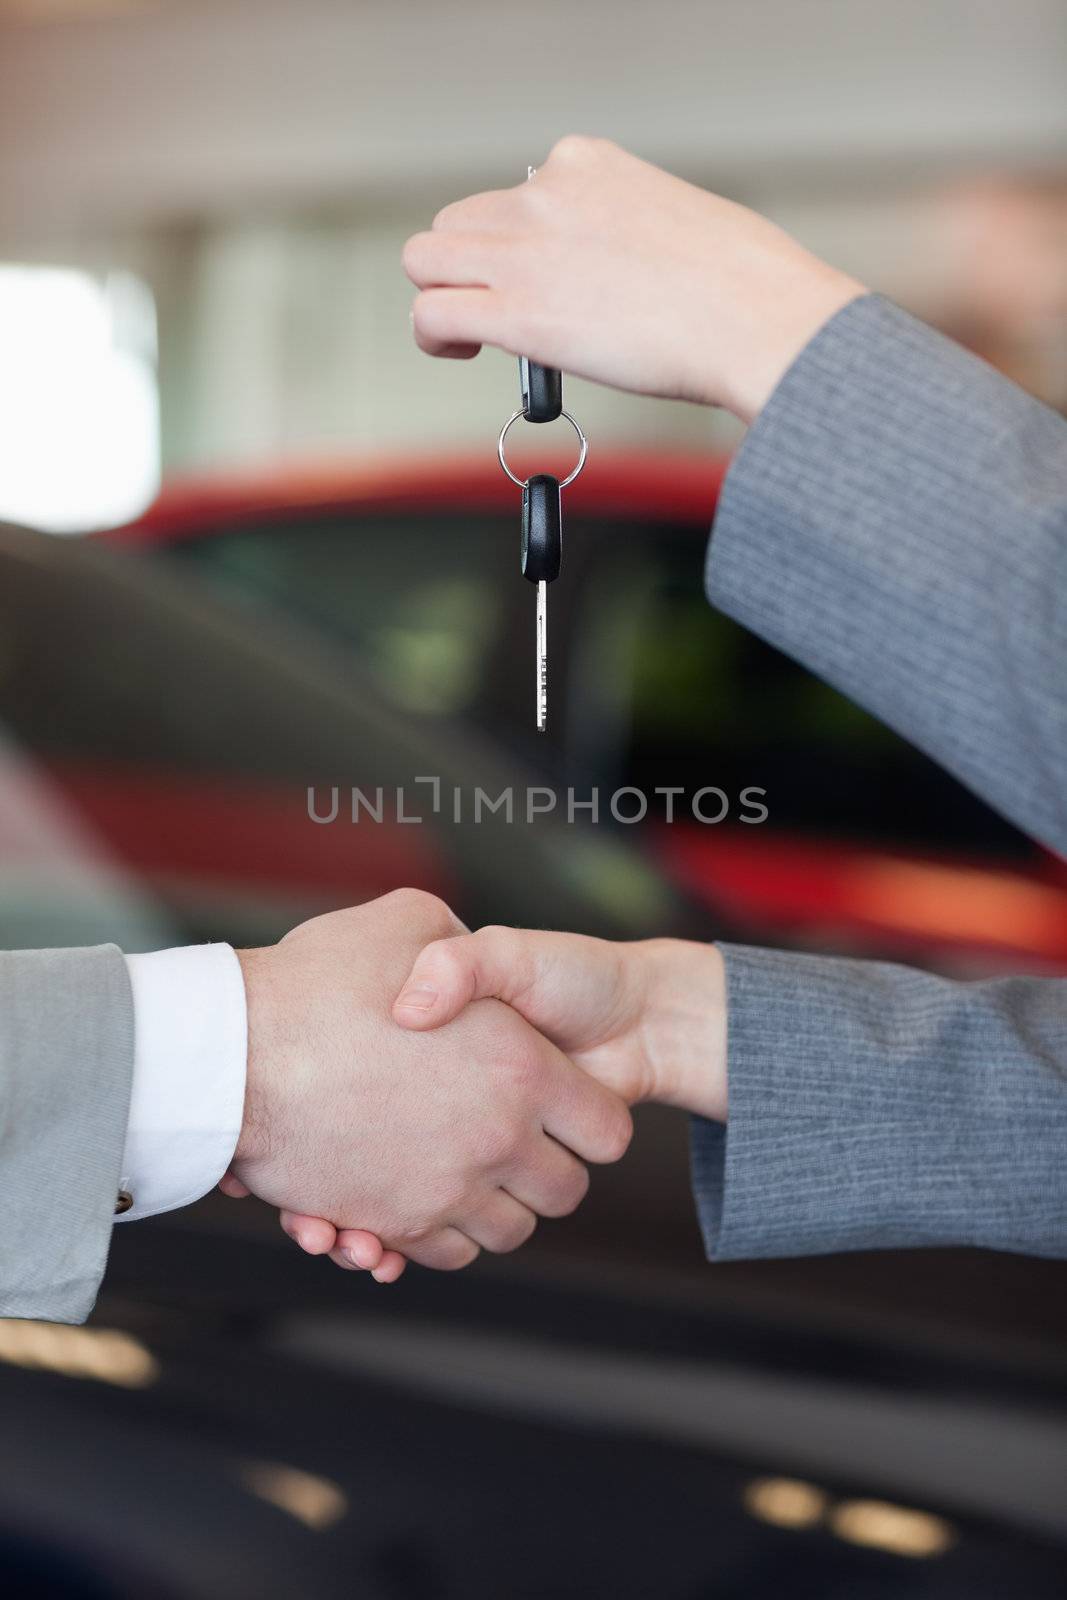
[706,292,1067,859]
[691,943,1067,1260]
[0,945,135,1322]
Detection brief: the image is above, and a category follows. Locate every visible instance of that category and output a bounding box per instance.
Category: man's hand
[284,930,727,1273]
[222,892,633,1275]
[404,136,865,423]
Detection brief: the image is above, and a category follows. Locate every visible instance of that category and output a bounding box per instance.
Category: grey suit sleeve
[693,294,1067,1260]
[693,945,1067,1259]
[707,292,1067,858]
[0,946,134,1322]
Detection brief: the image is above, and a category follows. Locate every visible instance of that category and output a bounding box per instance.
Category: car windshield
[165,508,1034,858]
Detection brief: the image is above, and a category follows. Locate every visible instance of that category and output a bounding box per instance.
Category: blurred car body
[102,449,1067,976]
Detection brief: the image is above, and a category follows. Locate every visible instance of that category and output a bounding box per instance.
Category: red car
[85,447,1067,976]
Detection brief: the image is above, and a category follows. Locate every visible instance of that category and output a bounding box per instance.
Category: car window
[165,509,1034,859]
[0,521,684,954]
[566,520,1035,857]
[169,513,509,718]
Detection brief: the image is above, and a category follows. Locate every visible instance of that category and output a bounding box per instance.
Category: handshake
[219,890,728,1282]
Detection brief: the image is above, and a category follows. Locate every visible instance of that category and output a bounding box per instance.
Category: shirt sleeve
[117,944,247,1221]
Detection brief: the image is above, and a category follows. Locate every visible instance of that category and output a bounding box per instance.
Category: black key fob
[520,357,563,424]
[521,473,562,584]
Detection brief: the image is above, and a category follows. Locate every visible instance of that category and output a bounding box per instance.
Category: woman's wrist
[714,266,867,424]
[630,939,728,1122]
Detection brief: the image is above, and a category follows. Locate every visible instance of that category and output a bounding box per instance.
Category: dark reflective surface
[3,1219,1065,1600]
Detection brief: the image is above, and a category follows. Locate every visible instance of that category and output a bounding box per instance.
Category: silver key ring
[497,407,588,490]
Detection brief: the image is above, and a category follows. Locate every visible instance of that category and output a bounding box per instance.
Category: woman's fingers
[280,1211,338,1256]
[370,1250,408,1284]
[218,1169,251,1198]
[327,1245,361,1271]
[281,1214,388,1266]
[431,186,525,234]
[403,231,507,362]
[328,1192,541,1277]
[419,339,482,360]
[279,1213,410,1283]
[411,287,512,359]
[402,229,508,290]
[331,1229,388,1270]
[279,1214,410,1282]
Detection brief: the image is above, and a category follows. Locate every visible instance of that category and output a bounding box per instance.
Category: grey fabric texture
[0,945,134,1321]
[695,293,1067,1260]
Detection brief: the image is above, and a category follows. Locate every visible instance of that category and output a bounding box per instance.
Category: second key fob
[521,473,562,584]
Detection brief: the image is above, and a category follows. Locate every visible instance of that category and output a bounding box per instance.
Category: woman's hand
[392,930,727,1120]
[403,135,864,423]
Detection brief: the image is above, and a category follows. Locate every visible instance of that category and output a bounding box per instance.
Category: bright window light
[0,265,159,533]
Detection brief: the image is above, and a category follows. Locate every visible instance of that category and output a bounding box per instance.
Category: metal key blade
[536,580,548,732]
[528,170,553,734]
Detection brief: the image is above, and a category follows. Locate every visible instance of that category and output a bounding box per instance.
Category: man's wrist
[633,939,728,1121]
[234,946,272,1168]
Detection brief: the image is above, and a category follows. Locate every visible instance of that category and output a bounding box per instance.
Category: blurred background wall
[0,0,1065,525]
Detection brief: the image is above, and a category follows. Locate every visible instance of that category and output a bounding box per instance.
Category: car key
[493,164,587,733]
[498,396,585,733]
[521,474,562,732]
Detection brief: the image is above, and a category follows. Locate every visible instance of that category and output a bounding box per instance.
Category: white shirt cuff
[117,944,248,1222]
